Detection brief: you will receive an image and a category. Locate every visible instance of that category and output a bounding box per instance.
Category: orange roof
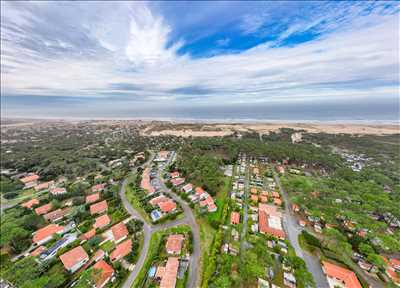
[90,200,108,215]
[272,191,280,198]
[86,193,100,204]
[50,187,67,195]
[21,198,39,209]
[208,203,217,212]
[110,239,132,261]
[20,174,39,184]
[33,224,64,244]
[149,195,168,206]
[31,246,46,256]
[80,229,96,241]
[170,171,180,178]
[92,183,105,193]
[34,181,54,192]
[111,222,129,242]
[195,187,205,195]
[322,261,362,288]
[166,234,184,254]
[43,208,69,222]
[159,200,177,213]
[94,214,111,229]
[92,260,114,288]
[160,257,179,288]
[35,203,53,215]
[141,168,155,194]
[231,212,240,225]
[258,205,285,239]
[60,246,89,270]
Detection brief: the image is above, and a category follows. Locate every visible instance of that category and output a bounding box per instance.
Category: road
[157,170,201,288]
[273,172,330,288]
[119,151,200,288]
[240,159,250,259]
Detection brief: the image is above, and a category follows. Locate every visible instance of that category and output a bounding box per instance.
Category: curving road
[273,171,330,288]
[119,151,200,288]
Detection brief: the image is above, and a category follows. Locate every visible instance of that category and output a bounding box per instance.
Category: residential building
[92,260,114,288]
[159,257,179,288]
[231,212,240,225]
[35,203,53,215]
[110,239,132,261]
[50,187,67,196]
[111,222,129,243]
[21,198,39,209]
[59,246,89,273]
[258,204,285,239]
[322,261,362,288]
[94,214,111,229]
[166,234,184,255]
[32,224,64,245]
[92,183,106,193]
[86,193,100,204]
[90,200,108,215]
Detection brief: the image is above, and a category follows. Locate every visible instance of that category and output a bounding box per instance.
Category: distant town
[0,120,399,288]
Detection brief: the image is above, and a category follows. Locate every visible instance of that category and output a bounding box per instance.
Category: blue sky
[1,1,399,119]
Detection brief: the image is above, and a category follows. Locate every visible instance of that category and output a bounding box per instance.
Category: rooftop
[166,234,184,254]
[90,200,108,215]
[110,239,132,261]
[59,246,89,271]
[322,261,362,288]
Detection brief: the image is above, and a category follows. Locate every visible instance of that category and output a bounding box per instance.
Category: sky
[1,1,399,121]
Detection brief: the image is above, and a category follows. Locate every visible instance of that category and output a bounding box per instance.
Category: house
[59,246,89,273]
[94,214,111,229]
[31,246,47,257]
[195,187,207,199]
[182,183,193,194]
[154,151,170,162]
[171,178,185,187]
[92,260,114,288]
[111,222,129,243]
[258,204,285,239]
[43,208,70,222]
[92,183,106,193]
[39,233,77,262]
[33,224,64,245]
[90,200,108,215]
[141,168,155,194]
[170,171,180,179]
[283,272,296,288]
[166,234,184,255]
[231,212,240,225]
[199,194,217,212]
[159,200,177,214]
[35,203,53,215]
[110,239,132,261]
[80,229,96,241]
[385,257,400,286]
[20,174,40,188]
[322,261,362,288]
[50,187,67,196]
[149,195,169,206]
[159,257,179,288]
[86,193,100,204]
[21,198,39,209]
[34,181,54,192]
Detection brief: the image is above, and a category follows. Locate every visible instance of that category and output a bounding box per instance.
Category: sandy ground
[141,123,399,137]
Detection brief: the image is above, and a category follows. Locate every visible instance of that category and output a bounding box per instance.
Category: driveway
[273,172,330,288]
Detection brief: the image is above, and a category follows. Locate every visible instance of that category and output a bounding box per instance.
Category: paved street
[119,151,200,288]
[273,172,330,288]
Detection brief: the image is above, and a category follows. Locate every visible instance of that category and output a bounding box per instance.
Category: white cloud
[1,1,399,109]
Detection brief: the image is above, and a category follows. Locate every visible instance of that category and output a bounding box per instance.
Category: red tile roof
[35,203,53,215]
[34,181,54,192]
[21,198,39,209]
[92,260,114,288]
[92,183,106,193]
[149,195,168,206]
[231,212,240,225]
[20,174,39,184]
[31,246,46,256]
[59,246,89,271]
[195,187,205,196]
[141,168,155,194]
[160,257,179,288]
[159,200,177,213]
[110,239,132,261]
[86,193,100,204]
[258,204,285,239]
[50,187,67,195]
[166,234,184,254]
[90,200,108,215]
[322,261,362,288]
[33,224,64,244]
[170,171,180,178]
[43,208,69,222]
[80,229,96,241]
[171,178,185,186]
[94,214,111,229]
[111,222,129,242]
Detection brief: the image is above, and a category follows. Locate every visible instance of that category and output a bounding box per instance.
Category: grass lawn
[99,240,115,253]
[125,174,151,223]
